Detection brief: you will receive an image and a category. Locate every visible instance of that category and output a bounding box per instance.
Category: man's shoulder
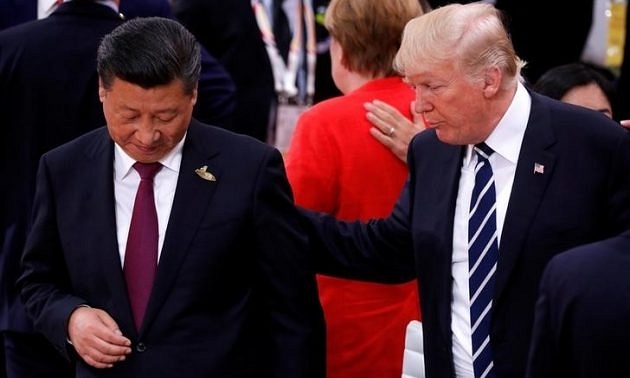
[188,120,276,155]
[46,127,109,157]
[531,92,627,141]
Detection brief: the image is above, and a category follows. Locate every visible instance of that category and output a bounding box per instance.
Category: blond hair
[393,2,525,89]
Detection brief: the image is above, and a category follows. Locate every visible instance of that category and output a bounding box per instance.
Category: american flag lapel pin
[533,163,545,175]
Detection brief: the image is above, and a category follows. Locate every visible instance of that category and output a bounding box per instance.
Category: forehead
[403,60,459,84]
[562,84,611,109]
[104,78,189,100]
[404,70,456,86]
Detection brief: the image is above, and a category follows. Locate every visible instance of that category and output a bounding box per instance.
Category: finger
[76,336,130,367]
[93,310,131,347]
[366,111,393,135]
[620,119,630,129]
[371,99,400,117]
[369,127,394,145]
[77,343,121,368]
[365,100,401,124]
[82,355,114,369]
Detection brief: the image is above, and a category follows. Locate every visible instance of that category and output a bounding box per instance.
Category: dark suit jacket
[18,121,326,377]
[0,0,124,335]
[0,0,36,30]
[0,0,237,129]
[526,229,630,378]
[306,92,630,378]
[172,0,277,142]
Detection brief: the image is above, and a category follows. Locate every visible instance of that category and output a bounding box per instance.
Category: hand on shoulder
[365,99,426,163]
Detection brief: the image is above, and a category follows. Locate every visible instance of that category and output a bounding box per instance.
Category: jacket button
[136,342,147,352]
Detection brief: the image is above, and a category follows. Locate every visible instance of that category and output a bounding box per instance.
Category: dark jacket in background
[172,0,278,142]
[426,0,594,83]
[0,2,125,376]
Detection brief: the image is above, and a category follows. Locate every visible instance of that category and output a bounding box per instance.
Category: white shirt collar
[115,133,186,179]
[466,81,531,165]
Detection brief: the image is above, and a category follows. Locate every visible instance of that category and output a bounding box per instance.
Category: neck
[338,71,384,94]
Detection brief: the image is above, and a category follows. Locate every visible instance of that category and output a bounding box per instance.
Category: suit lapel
[141,123,221,333]
[494,95,557,301]
[80,130,137,333]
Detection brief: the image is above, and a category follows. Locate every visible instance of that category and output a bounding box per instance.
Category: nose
[413,87,432,114]
[413,97,432,115]
[135,121,159,145]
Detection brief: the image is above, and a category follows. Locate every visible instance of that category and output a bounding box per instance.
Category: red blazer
[286,77,421,378]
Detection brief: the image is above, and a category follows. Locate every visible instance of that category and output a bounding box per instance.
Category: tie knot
[474,143,494,160]
[133,162,162,180]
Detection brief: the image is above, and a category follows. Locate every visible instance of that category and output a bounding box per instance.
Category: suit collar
[484,81,531,165]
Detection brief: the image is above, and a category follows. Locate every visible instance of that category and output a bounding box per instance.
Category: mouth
[134,143,160,156]
[421,113,436,128]
[423,119,438,129]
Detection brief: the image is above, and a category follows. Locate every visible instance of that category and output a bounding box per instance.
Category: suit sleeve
[252,148,326,377]
[17,155,89,360]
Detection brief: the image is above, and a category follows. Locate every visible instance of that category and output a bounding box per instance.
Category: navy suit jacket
[526,229,630,378]
[18,121,326,377]
[0,0,125,334]
[0,0,234,336]
[306,92,630,378]
[0,0,36,30]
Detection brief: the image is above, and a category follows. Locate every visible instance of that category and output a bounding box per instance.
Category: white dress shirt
[114,136,185,266]
[39,0,119,19]
[37,0,59,19]
[451,82,531,376]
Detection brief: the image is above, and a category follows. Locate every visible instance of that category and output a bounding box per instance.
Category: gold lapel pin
[195,165,216,181]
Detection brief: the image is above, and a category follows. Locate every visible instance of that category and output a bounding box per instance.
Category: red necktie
[124,162,162,330]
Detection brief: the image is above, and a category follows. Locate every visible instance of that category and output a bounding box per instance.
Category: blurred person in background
[284,0,423,376]
[0,0,238,129]
[172,0,281,142]
[0,3,124,377]
[533,62,617,119]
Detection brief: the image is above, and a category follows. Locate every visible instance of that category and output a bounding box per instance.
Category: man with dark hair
[18,16,325,377]
[0,1,238,376]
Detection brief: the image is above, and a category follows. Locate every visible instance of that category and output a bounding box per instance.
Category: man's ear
[98,78,106,102]
[482,66,501,98]
[191,86,198,106]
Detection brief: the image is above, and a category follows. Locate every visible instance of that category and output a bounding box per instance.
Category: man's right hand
[68,306,132,368]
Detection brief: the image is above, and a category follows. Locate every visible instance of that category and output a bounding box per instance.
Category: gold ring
[388,127,395,136]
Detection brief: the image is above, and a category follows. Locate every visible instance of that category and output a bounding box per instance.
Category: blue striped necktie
[468,143,498,378]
